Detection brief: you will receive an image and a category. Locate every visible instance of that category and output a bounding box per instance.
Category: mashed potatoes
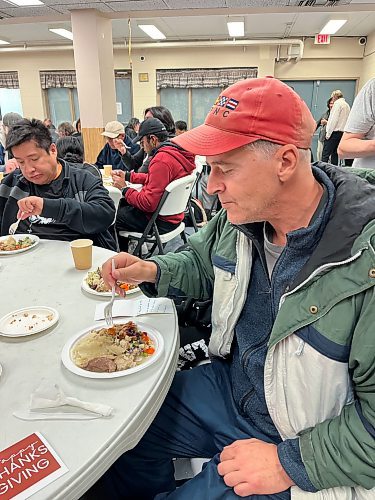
[71,321,155,373]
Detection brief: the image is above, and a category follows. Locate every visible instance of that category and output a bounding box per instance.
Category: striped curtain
[157,68,257,89]
[0,71,19,89]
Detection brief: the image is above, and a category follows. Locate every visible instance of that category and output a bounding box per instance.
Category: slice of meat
[85,357,117,372]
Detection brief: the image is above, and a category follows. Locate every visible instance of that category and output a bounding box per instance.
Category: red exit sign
[315,34,331,44]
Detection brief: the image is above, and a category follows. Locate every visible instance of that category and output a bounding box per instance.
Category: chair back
[159,174,196,217]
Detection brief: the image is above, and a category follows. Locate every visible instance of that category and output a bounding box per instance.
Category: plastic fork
[8,212,25,235]
[104,259,116,327]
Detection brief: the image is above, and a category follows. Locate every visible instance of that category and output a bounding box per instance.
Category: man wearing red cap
[94,78,375,500]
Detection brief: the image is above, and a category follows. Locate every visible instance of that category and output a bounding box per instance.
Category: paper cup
[70,239,93,270]
[103,165,112,177]
[0,172,4,182]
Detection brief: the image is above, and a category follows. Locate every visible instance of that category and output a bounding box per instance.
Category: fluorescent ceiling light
[227,21,244,37]
[138,25,166,40]
[320,20,347,35]
[0,39,10,45]
[49,28,73,41]
[5,0,44,5]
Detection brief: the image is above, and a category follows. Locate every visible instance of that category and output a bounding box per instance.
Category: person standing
[316,98,333,161]
[338,77,375,168]
[322,90,350,165]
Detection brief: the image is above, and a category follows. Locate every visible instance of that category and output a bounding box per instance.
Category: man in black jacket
[0,118,117,250]
[95,120,139,171]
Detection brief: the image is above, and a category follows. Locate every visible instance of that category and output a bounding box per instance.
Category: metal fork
[104,259,116,327]
[9,212,25,235]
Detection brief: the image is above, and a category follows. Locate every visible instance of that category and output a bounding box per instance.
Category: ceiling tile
[165,0,226,7]
[0,5,60,16]
[107,0,168,10]
[53,1,114,12]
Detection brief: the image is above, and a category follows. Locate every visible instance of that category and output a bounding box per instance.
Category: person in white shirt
[322,90,351,165]
[338,78,375,169]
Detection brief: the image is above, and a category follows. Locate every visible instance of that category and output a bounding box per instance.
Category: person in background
[175,120,188,136]
[56,136,84,166]
[338,77,375,169]
[95,120,139,172]
[0,112,23,173]
[316,98,333,161]
[125,118,140,140]
[91,77,375,499]
[121,106,176,174]
[0,118,116,250]
[322,90,350,165]
[57,121,75,138]
[72,118,82,138]
[112,117,195,251]
[43,118,59,143]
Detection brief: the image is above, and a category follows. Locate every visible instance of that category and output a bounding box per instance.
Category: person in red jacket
[112,117,196,251]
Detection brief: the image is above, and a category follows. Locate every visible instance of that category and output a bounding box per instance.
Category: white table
[0,240,179,499]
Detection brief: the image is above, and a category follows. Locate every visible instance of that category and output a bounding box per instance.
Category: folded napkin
[13,381,113,421]
[95,297,174,321]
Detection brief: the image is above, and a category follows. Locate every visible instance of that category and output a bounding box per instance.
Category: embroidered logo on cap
[225,98,239,110]
[215,96,229,107]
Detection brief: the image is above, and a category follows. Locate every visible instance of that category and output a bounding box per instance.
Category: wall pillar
[71,9,117,163]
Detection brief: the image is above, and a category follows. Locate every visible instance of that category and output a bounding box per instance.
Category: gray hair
[245,140,311,163]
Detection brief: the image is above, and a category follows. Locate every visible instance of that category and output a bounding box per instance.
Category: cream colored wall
[0,49,75,119]
[359,30,375,89]
[275,37,363,85]
[0,36,369,121]
[114,45,276,118]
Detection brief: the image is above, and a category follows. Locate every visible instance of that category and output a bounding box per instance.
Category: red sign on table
[315,34,331,44]
[0,433,68,500]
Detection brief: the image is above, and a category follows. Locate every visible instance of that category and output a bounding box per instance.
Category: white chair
[118,174,196,257]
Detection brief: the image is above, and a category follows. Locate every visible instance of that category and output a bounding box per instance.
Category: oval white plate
[0,306,59,337]
[61,320,164,379]
[81,274,140,297]
[0,234,39,255]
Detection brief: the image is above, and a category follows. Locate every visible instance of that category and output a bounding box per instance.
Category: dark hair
[58,121,75,136]
[175,120,187,132]
[75,118,81,133]
[56,136,84,163]
[144,106,175,135]
[145,131,169,143]
[6,118,52,153]
[127,117,140,130]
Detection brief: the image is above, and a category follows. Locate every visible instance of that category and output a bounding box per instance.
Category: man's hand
[17,196,44,219]
[320,119,328,126]
[217,439,294,497]
[5,158,19,173]
[101,252,158,296]
[111,170,126,190]
[113,138,128,155]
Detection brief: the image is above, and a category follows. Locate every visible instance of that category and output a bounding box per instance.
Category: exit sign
[315,34,331,44]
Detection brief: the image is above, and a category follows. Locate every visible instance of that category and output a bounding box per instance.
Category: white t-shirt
[344,78,375,169]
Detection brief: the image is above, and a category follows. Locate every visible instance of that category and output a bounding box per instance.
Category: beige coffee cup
[70,239,93,270]
[103,164,112,177]
[0,172,3,182]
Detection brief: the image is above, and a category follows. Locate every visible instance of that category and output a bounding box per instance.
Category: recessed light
[4,0,44,5]
[320,20,347,35]
[49,28,73,41]
[227,21,244,38]
[138,25,166,40]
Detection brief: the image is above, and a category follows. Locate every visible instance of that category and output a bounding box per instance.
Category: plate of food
[61,320,164,378]
[82,267,140,296]
[0,306,59,337]
[0,234,39,255]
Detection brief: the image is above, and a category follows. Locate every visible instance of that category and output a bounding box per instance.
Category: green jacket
[147,164,375,498]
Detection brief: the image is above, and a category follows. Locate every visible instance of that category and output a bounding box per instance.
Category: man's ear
[49,143,57,156]
[275,144,299,182]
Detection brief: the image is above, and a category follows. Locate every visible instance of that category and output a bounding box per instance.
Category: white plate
[81,274,140,297]
[0,234,39,255]
[0,306,59,337]
[61,320,164,379]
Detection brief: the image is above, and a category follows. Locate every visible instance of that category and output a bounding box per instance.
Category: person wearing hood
[112,117,195,251]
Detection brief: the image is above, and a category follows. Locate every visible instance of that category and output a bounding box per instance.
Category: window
[46,88,79,126]
[0,88,23,117]
[158,67,257,129]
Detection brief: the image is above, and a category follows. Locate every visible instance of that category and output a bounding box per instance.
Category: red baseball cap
[172,77,316,155]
